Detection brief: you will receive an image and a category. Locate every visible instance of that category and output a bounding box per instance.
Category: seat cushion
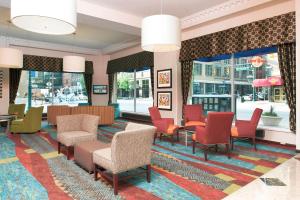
[11,119,24,125]
[58,131,96,147]
[231,127,239,137]
[93,148,113,172]
[185,121,206,127]
[166,124,179,135]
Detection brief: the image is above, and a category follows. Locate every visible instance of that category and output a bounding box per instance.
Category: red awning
[252,76,283,87]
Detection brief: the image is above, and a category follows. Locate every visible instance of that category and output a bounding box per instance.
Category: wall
[154,51,182,124]
[296,0,300,151]
[0,36,109,113]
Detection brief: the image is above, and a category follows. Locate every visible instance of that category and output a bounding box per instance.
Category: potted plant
[261,106,282,126]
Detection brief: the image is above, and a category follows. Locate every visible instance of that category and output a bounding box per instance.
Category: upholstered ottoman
[74,140,110,173]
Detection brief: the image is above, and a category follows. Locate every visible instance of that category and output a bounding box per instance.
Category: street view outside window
[15,71,88,113]
[116,69,153,114]
[191,52,289,130]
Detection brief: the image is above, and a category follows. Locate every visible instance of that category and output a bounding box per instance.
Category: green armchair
[10,107,44,134]
[8,104,25,119]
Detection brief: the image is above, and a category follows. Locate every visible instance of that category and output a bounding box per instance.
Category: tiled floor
[224,154,300,200]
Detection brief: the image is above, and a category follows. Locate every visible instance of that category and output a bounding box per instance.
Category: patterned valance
[23,55,94,74]
[180,12,295,62]
[107,51,154,74]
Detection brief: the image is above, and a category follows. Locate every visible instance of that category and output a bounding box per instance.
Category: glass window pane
[235,53,290,129]
[136,69,153,114]
[116,72,135,112]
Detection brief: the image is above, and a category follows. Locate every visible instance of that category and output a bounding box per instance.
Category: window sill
[257,125,292,133]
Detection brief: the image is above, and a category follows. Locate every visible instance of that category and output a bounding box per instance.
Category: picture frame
[157,69,172,88]
[157,91,172,111]
[93,85,108,94]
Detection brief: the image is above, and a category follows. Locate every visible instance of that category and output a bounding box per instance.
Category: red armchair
[149,107,179,145]
[183,104,206,130]
[192,112,234,161]
[231,108,263,150]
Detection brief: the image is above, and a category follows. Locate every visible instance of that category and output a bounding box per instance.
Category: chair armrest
[153,119,173,133]
[162,118,174,125]
[195,126,207,143]
[235,120,251,126]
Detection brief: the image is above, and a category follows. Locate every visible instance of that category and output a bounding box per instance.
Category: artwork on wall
[157,91,172,110]
[0,70,3,98]
[157,69,172,88]
[93,85,108,94]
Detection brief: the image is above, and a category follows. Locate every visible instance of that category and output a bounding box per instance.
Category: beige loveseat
[57,114,99,160]
[93,123,156,195]
[47,105,114,125]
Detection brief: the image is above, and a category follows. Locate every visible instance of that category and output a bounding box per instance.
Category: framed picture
[157,91,172,110]
[157,69,172,88]
[93,85,108,94]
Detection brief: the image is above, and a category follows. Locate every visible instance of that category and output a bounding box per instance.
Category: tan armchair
[57,114,99,160]
[93,122,156,195]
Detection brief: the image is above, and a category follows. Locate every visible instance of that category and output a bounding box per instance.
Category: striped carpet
[0,120,296,200]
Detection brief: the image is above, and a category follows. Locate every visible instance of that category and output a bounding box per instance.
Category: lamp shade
[0,48,23,68]
[11,0,77,35]
[63,56,85,72]
[142,15,181,52]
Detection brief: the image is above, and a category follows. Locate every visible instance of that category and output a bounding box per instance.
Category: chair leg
[153,132,157,145]
[215,144,218,152]
[192,140,196,154]
[252,138,257,151]
[94,164,98,181]
[67,146,71,160]
[159,133,162,141]
[226,144,231,159]
[58,142,61,154]
[231,137,234,150]
[146,164,151,183]
[204,146,208,161]
[113,174,118,195]
[177,130,179,142]
[171,134,174,146]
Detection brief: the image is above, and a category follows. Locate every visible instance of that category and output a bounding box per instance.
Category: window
[193,62,202,76]
[191,49,290,130]
[15,71,88,113]
[205,65,213,76]
[116,69,153,114]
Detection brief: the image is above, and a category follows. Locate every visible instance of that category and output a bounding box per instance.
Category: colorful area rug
[0,120,296,200]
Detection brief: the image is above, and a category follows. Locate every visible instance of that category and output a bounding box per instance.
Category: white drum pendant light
[142,14,181,52]
[11,0,77,35]
[63,56,85,72]
[0,47,23,68]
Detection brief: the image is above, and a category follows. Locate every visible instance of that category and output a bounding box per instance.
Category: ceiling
[0,0,232,53]
[84,0,230,18]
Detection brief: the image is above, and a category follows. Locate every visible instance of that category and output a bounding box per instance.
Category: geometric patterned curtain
[23,55,94,74]
[107,51,154,74]
[9,69,22,103]
[180,12,296,62]
[108,73,114,104]
[277,42,296,133]
[181,61,194,110]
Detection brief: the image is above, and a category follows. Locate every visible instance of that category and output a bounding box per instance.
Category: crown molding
[181,0,275,29]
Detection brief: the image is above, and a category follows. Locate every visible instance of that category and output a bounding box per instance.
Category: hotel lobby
[0,0,299,199]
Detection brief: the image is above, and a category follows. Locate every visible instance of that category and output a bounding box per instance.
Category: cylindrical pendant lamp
[142,15,181,52]
[63,56,85,72]
[0,47,23,68]
[11,0,77,35]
